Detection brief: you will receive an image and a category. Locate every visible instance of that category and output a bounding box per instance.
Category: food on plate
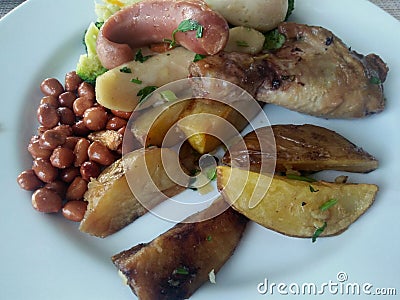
[223,124,379,174]
[205,0,289,31]
[80,147,185,237]
[190,22,389,118]
[112,199,248,299]
[217,166,378,238]
[95,47,195,111]
[96,0,229,69]
[224,26,266,55]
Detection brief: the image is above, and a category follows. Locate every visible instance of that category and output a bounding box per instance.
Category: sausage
[97,0,229,69]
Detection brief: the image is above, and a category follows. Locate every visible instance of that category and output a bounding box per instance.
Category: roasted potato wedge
[80,147,185,237]
[177,98,248,154]
[217,166,378,238]
[112,199,248,300]
[223,124,378,173]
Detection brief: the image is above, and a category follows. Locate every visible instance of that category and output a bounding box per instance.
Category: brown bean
[65,71,82,92]
[39,129,66,150]
[83,106,108,131]
[63,136,80,150]
[77,82,95,101]
[50,147,74,169]
[58,91,76,109]
[44,180,68,198]
[17,169,43,191]
[32,158,58,183]
[40,78,64,97]
[32,188,62,213]
[40,96,59,108]
[66,176,88,201]
[88,141,115,166]
[59,167,80,183]
[57,107,75,125]
[106,116,127,131]
[80,161,101,181]
[37,103,60,128]
[74,138,90,166]
[72,97,94,117]
[62,200,87,222]
[52,124,73,137]
[28,136,52,159]
[72,120,91,136]
[111,109,132,120]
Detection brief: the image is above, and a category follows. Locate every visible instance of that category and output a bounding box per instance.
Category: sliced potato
[217,166,378,238]
[223,124,379,173]
[177,98,248,154]
[80,147,185,237]
[224,26,265,55]
[112,198,248,299]
[95,47,195,112]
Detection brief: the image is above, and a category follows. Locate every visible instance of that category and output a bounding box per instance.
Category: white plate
[1,0,399,299]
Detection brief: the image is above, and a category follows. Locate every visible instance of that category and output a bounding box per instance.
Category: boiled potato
[80,147,185,237]
[112,198,248,299]
[217,166,378,238]
[95,47,195,112]
[224,26,265,55]
[177,98,248,154]
[223,124,379,174]
[205,0,288,31]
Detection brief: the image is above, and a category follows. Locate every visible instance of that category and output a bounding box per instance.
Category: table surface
[1,0,400,20]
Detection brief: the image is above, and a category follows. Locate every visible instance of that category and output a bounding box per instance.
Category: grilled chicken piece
[112,199,248,300]
[189,22,388,119]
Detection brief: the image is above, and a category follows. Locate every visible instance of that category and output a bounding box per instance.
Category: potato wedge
[224,26,265,55]
[80,147,185,237]
[223,124,379,173]
[177,98,248,154]
[112,198,248,300]
[217,166,378,238]
[95,47,195,112]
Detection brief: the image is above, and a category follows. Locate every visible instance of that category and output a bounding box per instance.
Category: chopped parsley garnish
[120,67,132,73]
[286,174,317,183]
[312,222,327,243]
[285,0,295,21]
[193,53,207,62]
[236,40,249,47]
[134,49,152,63]
[168,19,204,47]
[95,21,104,29]
[263,29,286,50]
[370,76,382,84]
[320,198,338,211]
[130,77,142,84]
[137,85,157,102]
[206,235,212,241]
[309,185,319,193]
[173,266,189,275]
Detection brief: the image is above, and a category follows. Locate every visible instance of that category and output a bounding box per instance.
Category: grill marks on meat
[189,22,389,119]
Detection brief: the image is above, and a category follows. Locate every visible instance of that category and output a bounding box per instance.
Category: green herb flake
[137,86,158,102]
[320,198,338,211]
[309,185,319,193]
[120,67,132,73]
[134,49,152,63]
[236,40,249,47]
[160,90,178,102]
[206,235,212,241]
[95,21,104,29]
[130,77,142,84]
[193,53,207,62]
[263,29,286,50]
[370,76,382,84]
[170,19,204,47]
[312,222,327,243]
[286,174,317,183]
[174,266,189,275]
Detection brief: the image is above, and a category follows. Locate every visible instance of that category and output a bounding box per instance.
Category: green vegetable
[76,22,108,85]
[263,29,286,50]
[236,40,249,47]
[134,49,152,63]
[206,235,212,241]
[309,185,319,193]
[173,266,189,275]
[137,86,158,102]
[370,76,382,84]
[120,67,132,73]
[193,53,207,62]
[285,0,295,21]
[131,78,142,84]
[320,198,338,211]
[169,19,204,47]
[286,174,317,183]
[312,222,327,243]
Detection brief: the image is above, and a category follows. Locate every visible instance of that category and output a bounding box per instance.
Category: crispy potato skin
[223,124,378,173]
[217,166,378,238]
[112,202,248,299]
